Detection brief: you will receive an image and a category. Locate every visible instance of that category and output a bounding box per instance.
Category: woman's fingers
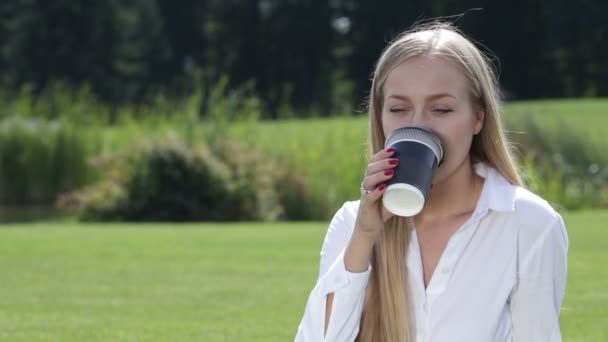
[363,182,387,202]
[369,147,395,163]
[366,158,399,178]
[361,169,394,194]
[362,149,399,193]
[355,148,400,239]
[360,147,400,207]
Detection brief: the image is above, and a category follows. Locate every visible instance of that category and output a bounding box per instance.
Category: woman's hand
[355,147,398,240]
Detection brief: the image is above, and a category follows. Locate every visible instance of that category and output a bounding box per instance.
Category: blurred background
[1,0,607,222]
[1,1,607,341]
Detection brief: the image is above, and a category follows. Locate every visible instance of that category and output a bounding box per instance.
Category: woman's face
[381,56,484,185]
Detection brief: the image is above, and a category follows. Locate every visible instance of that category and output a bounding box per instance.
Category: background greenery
[0,2,605,341]
[1,0,607,221]
[0,210,605,341]
[1,92,607,221]
[1,0,608,117]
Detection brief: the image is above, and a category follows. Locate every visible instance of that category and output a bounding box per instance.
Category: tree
[2,0,172,106]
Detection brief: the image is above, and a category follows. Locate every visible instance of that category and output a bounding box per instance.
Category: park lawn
[504,98,608,137]
[0,210,606,341]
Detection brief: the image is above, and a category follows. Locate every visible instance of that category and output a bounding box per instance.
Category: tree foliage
[0,0,605,117]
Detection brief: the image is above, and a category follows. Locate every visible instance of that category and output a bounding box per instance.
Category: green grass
[96,98,608,156]
[0,210,607,341]
[504,98,608,143]
[0,222,326,341]
[558,210,608,341]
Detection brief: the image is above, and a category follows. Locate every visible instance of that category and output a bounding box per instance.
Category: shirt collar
[473,162,517,213]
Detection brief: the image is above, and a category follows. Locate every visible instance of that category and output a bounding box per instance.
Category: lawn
[0,210,606,341]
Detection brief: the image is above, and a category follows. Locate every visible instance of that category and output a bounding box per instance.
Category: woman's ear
[474,110,485,135]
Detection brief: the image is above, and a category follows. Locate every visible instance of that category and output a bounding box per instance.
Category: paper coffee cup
[382,127,444,217]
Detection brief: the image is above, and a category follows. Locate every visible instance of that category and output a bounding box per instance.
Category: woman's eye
[434,108,453,114]
[389,108,408,113]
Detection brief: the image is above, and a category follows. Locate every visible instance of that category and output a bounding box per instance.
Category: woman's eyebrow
[386,93,458,101]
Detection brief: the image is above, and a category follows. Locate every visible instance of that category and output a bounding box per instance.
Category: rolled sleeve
[510,212,569,341]
[296,250,370,342]
[295,201,370,342]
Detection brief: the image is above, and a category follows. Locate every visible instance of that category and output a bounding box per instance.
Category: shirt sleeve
[510,211,569,341]
[295,201,371,342]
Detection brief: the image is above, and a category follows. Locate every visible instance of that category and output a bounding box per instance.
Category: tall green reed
[0,116,98,205]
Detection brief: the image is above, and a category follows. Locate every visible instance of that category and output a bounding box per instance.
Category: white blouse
[295,163,568,342]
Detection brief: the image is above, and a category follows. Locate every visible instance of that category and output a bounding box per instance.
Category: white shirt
[295,163,568,342]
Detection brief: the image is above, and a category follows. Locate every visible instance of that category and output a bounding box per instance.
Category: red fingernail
[389,159,399,165]
[384,170,394,176]
[386,148,396,153]
[378,184,386,191]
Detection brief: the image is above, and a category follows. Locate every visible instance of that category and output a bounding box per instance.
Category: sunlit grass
[0,210,606,340]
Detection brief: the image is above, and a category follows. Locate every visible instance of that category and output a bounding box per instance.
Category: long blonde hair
[356,22,523,341]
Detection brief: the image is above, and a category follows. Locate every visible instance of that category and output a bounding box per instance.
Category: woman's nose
[410,111,430,129]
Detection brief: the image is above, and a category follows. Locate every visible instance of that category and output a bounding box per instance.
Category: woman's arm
[509,213,569,341]
[296,148,396,341]
[324,228,376,334]
[295,203,373,342]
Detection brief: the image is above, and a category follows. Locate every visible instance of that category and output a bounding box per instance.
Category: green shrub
[227,117,368,219]
[0,116,94,205]
[209,137,282,221]
[519,153,608,211]
[41,99,608,220]
[509,114,608,209]
[273,162,329,221]
[82,110,608,221]
[60,134,290,222]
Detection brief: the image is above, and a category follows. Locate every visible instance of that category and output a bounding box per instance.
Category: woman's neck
[416,158,484,223]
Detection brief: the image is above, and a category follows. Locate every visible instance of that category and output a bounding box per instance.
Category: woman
[295,22,568,342]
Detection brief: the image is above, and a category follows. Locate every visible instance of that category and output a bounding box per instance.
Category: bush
[209,137,282,221]
[0,116,94,206]
[509,114,608,209]
[211,137,328,221]
[60,134,289,221]
[272,158,330,221]
[227,117,369,220]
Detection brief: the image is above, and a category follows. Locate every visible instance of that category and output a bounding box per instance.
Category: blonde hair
[356,22,522,341]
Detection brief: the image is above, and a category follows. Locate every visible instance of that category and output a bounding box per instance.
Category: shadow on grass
[0,205,75,224]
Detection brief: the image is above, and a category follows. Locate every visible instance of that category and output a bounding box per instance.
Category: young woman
[295,22,568,342]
